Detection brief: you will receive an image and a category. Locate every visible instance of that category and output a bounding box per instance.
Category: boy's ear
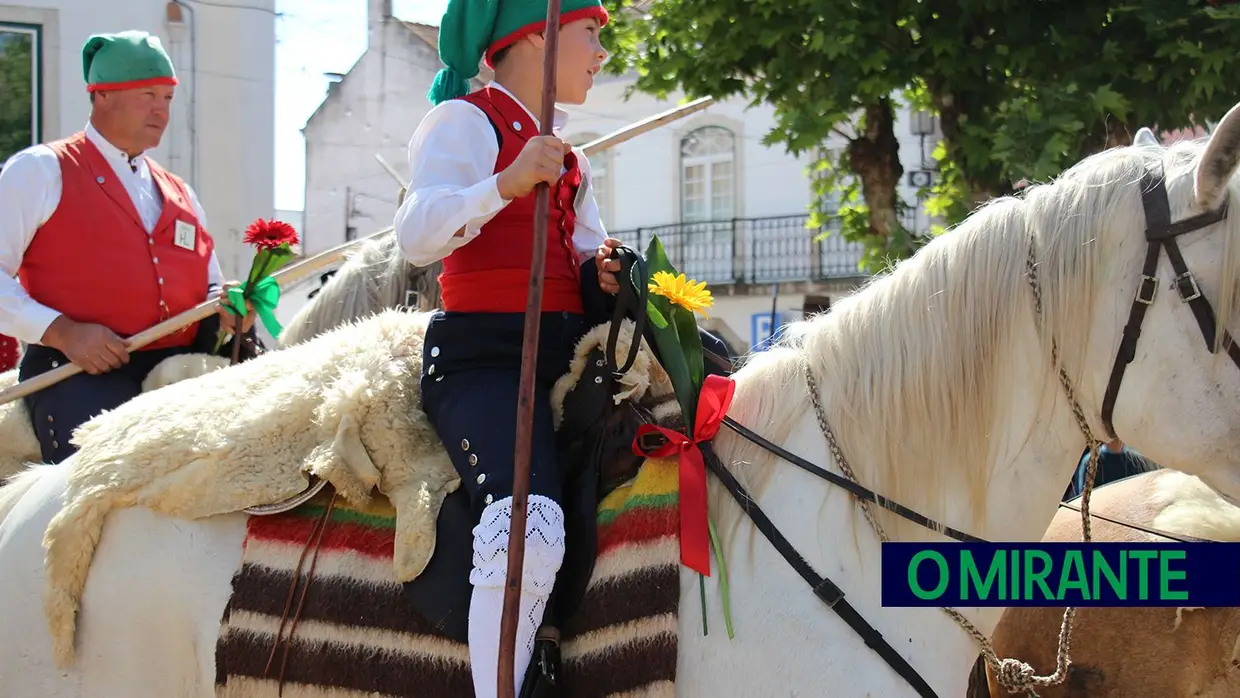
[525,31,546,50]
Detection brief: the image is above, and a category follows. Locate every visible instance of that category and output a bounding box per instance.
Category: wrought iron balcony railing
[609,214,870,286]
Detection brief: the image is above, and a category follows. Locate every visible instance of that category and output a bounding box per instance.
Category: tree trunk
[847,98,904,242]
[931,86,1014,208]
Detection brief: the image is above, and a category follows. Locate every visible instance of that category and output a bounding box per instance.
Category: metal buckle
[404,289,420,307]
[1135,275,1158,305]
[1175,272,1202,302]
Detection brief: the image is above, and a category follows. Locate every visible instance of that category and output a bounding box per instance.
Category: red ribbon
[632,373,736,576]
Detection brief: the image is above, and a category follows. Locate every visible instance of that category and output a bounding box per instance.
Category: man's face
[95,84,175,151]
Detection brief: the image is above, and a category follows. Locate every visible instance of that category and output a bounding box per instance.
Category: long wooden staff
[498,1,562,695]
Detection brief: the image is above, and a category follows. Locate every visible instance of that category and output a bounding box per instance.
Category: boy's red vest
[440,87,584,314]
[18,132,214,350]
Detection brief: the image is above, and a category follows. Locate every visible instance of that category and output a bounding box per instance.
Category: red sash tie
[632,374,736,576]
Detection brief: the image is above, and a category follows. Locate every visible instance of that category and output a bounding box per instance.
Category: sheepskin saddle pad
[215,453,683,698]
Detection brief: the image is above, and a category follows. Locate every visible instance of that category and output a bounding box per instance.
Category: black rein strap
[1101,164,1236,439]
[720,417,986,544]
[604,245,649,376]
[699,440,942,698]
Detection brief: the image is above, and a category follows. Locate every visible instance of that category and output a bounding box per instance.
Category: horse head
[1076,102,1240,504]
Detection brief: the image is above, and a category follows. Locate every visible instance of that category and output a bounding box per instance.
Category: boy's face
[554,18,607,105]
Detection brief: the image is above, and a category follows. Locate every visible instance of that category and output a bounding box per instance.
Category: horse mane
[278,231,442,347]
[715,139,1240,541]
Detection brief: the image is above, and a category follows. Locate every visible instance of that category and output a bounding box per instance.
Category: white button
[430,347,440,357]
[158,278,164,285]
[476,473,486,484]
[152,257,159,264]
[51,360,59,368]
[148,238,154,245]
[512,121,522,131]
[428,364,435,375]
[96,176,105,184]
[485,494,493,504]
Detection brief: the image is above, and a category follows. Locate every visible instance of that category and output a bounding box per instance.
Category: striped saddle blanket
[214,456,683,698]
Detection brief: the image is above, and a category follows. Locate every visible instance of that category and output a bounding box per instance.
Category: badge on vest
[174,220,196,250]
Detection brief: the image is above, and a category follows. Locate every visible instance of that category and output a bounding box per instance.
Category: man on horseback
[395,1,731,695]
[0,30,257,464]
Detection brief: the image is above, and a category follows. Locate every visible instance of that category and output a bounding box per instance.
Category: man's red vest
[439,87,584,314]
[19,132,213,350]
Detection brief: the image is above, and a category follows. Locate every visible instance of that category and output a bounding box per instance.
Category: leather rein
[614,160,1236,697]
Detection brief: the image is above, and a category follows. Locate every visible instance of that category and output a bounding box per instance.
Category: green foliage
[601,0,1240,268]
[0,32,34,165]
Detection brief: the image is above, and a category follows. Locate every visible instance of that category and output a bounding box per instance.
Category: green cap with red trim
[82,30,178,93]
[427,0,608,106]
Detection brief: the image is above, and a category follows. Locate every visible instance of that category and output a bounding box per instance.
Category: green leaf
[672,307,705,418]
[646,299,670,330]
[644,234,677,279]
[647,311,697,426]
[246,245,296,287]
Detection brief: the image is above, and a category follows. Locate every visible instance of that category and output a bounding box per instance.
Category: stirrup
[518,626,562,698]
[244,476,329,516]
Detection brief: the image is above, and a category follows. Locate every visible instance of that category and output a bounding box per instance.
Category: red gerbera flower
[243,218,299,251]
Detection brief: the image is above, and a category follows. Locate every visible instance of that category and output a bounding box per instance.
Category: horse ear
[1133,127,1160,147]
[1195,102,1240,210]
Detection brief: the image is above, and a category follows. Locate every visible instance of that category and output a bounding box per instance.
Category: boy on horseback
[394,1,617,695]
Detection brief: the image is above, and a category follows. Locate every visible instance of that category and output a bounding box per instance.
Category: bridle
[1100,162,1237,440]
[655,159,1236,697]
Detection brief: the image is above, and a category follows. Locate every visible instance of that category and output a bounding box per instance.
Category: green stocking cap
[83,30,177,93]
[428,0,608,105]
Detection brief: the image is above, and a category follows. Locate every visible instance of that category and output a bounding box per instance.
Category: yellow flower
[648,270,714,316]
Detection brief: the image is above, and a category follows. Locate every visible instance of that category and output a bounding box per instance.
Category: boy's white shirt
[394,81,607,268]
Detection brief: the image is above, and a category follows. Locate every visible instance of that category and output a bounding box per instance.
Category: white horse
[277,231,441,347]
[6,102,1240,697]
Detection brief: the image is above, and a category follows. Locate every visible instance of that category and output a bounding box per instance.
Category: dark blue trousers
[419,310,590,521]
[20,344,194,464]
[16,312,265,465]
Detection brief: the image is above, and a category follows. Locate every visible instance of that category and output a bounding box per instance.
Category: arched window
[679,126,735,223]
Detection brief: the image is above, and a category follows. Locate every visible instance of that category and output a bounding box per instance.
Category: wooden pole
[580,96,715,156]
[498,0,562,695]
[0,227,392,407]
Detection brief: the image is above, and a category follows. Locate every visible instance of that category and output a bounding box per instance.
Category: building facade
[0,0,276,280]
[290,5,946,352]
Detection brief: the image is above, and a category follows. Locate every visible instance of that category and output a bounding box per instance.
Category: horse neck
[704,305,1094,695]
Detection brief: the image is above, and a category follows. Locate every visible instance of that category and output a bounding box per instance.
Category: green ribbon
[225,275,283,338]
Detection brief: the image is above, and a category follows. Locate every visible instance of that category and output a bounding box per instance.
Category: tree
[602,0,1240,270]
[0,31,34,165]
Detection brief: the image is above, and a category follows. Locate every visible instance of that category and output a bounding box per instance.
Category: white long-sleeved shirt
[394,81,607,269]
[0,123,224,344]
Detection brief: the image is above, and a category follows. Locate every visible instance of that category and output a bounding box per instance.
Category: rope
[794,235,1103,698]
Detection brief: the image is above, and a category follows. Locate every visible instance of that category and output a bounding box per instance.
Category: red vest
[0,334,19,371]
[19,132,214,350]
[439,87,584,314]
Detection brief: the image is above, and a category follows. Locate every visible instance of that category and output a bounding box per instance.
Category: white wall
[301,14,435,257]
[0,0,276,280]
[560,74,940,235]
